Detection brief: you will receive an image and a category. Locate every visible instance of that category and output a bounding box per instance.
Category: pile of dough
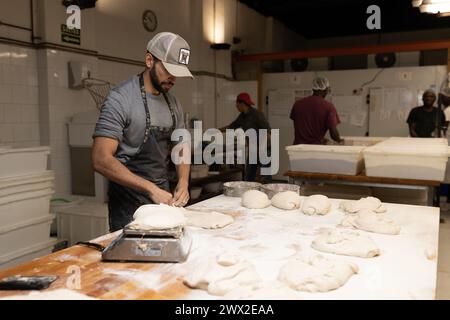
[183,252,261,296]
[129,204,187,230]
[340,197,386,214]
[0,289,97,300]
[185,210,234,229]
[311,229,380,258]
[278,255,358,293]
[340,210,401,235]
[224,282,300,300]
[301,195,331,216]
[241,190,271,209]
[271,191,301,210]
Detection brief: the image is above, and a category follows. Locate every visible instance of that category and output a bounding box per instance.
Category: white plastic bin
[363,144,450,181]
[55,199,109,246]
[0,147,50,178]
[0,215,54,256]
[0,171,55,198]
[286,145,366,175]
[329,136,387,146]
[0,188,54,226]
[0,238,57,270]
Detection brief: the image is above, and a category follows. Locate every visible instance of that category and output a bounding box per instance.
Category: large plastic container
[0,188,54,226]
[0,215,54,256]
[55,199,108,246]
[0,238,57,270]
[328,136,387,146]
[286,145,366,175]
[378,137,448,147]
[363,144,450,181]
[0,171,55,198]
[0,147,50,178]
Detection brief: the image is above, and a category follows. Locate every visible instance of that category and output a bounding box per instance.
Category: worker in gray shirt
[92,32,193,232]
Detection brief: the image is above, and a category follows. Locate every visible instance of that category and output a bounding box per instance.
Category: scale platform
[102,225,192,263]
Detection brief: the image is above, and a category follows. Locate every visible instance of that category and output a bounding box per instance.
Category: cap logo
[179,48,190,65]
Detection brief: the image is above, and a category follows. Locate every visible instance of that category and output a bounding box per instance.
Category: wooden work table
[0,195,440,300]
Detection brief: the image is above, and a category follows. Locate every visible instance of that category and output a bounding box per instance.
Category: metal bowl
[260,183,300,199]
[223,181,262,197]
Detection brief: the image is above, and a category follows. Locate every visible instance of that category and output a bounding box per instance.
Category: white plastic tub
[0,215,54,256]
[0,147,50,178]
[55,199,109,246]
[0,188,54,226]
[330,136,387,147]
[0,171,55,198]
[286,144,366,175]
[0,238,57,270]
[363,144,450,181]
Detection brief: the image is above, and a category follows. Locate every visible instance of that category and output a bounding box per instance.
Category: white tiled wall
[0,44,40,148]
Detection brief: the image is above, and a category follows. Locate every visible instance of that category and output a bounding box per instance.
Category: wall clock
[143,10,158,32]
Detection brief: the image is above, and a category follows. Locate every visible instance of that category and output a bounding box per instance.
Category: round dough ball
[131,204,187,230]
[271,191,301,210]
[241,190,271,209]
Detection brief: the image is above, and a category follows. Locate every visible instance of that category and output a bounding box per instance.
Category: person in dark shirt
[290,77,343,145]
[221,92,271,182]
[407,89,445,138]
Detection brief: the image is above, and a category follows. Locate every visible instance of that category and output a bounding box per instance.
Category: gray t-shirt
[93,75,185,163]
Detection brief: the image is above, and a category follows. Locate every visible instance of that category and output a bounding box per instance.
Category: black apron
[108,73,177,232]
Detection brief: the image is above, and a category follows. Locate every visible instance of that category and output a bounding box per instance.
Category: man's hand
[148,185,173,205]
[173,181,190,207]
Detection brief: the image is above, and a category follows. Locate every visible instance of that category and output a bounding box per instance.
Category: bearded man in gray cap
[92,32,193,231]
[407,89,445,138]
[290,76,343,145]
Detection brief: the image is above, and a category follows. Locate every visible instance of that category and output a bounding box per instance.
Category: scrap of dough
[185,210,234,229]
[129,204,187,230]
[425,247,437,260]
[271,191,301,210]
[311,229,380,258]
[208,267,261,296]
[241,190,271,209]
[224,282,300,300]
[340,210,400,235]
[0,289,97,300]
[217,251,244,266]
[302,195,331,216]
[340,197,387,214]
[278,255,358,293]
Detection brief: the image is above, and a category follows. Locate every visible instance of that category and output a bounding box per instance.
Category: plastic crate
[0,147,50,178]
[0,238,58,270]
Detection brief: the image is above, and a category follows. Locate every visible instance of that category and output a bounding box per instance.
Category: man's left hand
[173,181,190,207]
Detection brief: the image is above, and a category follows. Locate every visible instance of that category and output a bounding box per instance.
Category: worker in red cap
[221,93,271,182]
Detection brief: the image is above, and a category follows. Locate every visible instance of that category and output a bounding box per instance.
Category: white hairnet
[312,77,330,91]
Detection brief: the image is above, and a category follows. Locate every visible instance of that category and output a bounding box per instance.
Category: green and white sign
[61,24,81,45]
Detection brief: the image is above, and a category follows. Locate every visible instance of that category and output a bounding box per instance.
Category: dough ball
[271,191,301,210]
[241,190,271,209]
[130,204,187,230]
[302,195,331,216]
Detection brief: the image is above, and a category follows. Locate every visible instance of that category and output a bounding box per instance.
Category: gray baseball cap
[147,32,193,79]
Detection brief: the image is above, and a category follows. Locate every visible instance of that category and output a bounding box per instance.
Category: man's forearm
[176,163,191,186]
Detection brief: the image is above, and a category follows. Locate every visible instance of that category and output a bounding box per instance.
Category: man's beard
[150,66,172,94]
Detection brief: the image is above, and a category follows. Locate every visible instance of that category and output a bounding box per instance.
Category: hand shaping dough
[340,210,400,235]
[183,253,261,296]
[271,191,301,210]
[241,190,271,209]
[278,255,358,293]
[340,197,387,214]
[302,195,331,216]
[224,282,300,300]
[185,210,234,229]
[129,204,187,230]
[311,229,380,258]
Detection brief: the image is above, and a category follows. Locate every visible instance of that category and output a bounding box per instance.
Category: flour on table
[241,190,271,209]
[340,197,387,214]
[271,191,301,210]
[0,289,97,300]
[129,204,187,230]
[183,253,261,296]
[311,229,380,258]
[302,195,331,216]
[340,210,401,235]
[185,210,234,229]
[278,255,358,293]
[224,281,300,300]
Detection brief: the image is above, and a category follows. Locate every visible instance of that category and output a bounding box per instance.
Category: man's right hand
[148,186,173,205]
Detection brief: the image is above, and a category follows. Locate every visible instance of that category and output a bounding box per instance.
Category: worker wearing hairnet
[290,77,343,145]
[407,89,445,137]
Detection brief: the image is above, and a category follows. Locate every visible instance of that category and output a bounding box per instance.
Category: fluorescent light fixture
[412,0,450,14]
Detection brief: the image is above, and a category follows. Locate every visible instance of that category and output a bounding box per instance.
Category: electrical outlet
[290,75,301,84]
[398,72,412,81]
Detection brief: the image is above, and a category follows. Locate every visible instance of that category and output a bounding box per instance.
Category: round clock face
[143,10,157,32]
